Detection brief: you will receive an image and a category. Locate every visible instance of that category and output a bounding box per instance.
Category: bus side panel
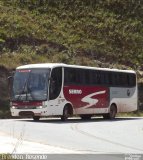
[63,85,109,115]
[110,87,137,113]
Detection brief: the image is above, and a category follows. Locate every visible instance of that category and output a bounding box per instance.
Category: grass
[117,111,143,117]
[0,0,143,118]
[0,0,143,69]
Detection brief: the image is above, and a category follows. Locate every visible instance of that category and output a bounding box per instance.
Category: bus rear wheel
[103,104,117,120]
[33,116,40,121]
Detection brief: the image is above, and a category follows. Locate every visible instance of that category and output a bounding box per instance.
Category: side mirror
[48,77,54,83]
[7,76,13,97]
[7,70,15,86]
[8,76,13,85]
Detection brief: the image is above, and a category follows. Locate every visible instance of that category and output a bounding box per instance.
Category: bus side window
[131,74,136,87]
[64,68,82,85]
[49,67,62,100]
[112,72,116,86]
[108,73,112,85]
[96,71,101,84]
[64,68,76,85]
[127,73,136,87]
[119,73,126,86]
[91,70,97,85]
[104,72,110,85]
[100,71,106,84]
[83,69,90,85]
[91,70,101,85]
[76,69,83,84]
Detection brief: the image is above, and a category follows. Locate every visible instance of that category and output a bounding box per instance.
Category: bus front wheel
[103,104,117,120]
[61,105,72,121]
[33,116,40,121]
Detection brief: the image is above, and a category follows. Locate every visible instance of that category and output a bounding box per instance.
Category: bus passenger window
[84,70,90,84]
[64,68,76,85]
[127,74,136,87]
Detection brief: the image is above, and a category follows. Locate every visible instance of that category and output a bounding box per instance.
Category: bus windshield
[12,69,50,101]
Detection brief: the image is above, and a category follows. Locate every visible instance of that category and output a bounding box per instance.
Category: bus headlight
[36,106,43,109]
[11,106,18,109]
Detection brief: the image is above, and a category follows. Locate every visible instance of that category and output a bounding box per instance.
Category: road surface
[0,117,143,155]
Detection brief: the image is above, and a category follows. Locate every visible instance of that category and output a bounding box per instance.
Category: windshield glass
[12,68,50,101]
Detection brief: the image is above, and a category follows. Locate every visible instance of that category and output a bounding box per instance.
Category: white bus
[10,63,137,121]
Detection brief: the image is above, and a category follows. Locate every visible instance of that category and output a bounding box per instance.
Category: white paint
[81,90,106,109]
[17,63,136,74]
[75,91,106,114]
[110,87,138,113]
[69,89,82,94]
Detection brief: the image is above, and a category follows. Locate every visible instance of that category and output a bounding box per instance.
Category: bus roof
[17,63,136,74]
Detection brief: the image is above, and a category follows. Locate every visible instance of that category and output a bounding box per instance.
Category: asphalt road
[0,117,143,155]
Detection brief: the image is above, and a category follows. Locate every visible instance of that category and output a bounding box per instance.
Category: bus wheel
[61,105,72,121]
[33,116,40,121]
[103,104,117,120]
[80,115,92,120]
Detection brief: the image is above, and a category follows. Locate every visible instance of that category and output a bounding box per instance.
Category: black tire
[103,104,117,120]
[61,105,72,121]
[103,114,110,119]
[33,116,40,121]
[80,115,92,120]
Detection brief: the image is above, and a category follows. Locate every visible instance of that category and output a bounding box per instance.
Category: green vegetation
[0,0,143,69]
[0,0,143,117]
[118,111,143,117]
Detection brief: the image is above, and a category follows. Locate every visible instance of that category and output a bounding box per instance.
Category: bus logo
[69,89,82,95]
[81,90,106,109]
